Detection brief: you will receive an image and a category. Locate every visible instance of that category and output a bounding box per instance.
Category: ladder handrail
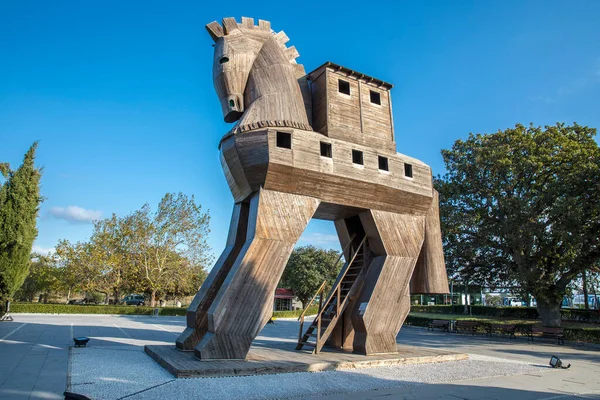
[311,235,368,353]
[320,235,368,313]
[297,234,357,321]
[297,234,358,345]
[297,280,327,322]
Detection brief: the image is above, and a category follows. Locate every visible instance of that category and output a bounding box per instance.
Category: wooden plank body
[220,128,434,217]
[193,189,319,359]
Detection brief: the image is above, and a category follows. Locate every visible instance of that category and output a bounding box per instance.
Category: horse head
[206,18,273,123]
[206,17,311,132]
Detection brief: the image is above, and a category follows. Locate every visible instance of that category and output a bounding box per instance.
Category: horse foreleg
[193,188,320,360]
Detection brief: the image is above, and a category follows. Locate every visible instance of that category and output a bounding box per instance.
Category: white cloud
[32,245,55,255]
[49,206,102,223]
[298,232,340,249]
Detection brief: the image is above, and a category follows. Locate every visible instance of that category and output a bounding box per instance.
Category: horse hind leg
[410,189,449,295]
[351,209,426,355]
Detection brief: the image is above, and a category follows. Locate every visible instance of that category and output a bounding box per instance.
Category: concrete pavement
[0,314,598,399]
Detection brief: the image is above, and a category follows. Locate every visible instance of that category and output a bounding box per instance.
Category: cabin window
[320,142,332,158]
[229,99,235,107]
[219,56,229,64]
[276,131,292,149]
[338,79,351,95]
[404,163,413,178]
[352,150,363,165]
[378,156,389,171]
[370,90,381,105]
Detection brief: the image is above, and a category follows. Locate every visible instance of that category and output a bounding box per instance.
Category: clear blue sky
[1,0,599,260]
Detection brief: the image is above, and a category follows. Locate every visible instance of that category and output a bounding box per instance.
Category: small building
[274,288,302,311]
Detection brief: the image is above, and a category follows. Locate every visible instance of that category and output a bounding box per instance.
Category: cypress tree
[0,142,42,314]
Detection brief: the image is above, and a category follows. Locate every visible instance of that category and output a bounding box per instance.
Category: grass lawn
[409,312,600,330]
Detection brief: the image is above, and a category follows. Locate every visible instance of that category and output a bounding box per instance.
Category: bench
[454,320,479,335]
[484,323,516,339]
[526,326,565,345]
[427,319,450,332]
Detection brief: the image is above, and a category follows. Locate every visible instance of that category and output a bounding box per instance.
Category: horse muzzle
[222,94,244,123]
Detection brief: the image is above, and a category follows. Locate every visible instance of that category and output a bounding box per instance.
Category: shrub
[10,302,320,319]
[563,327,600,343]
[10,303,187,316]
[403,313,600,344]
[561,309,600,323]
[273,305,319,319]
[410,305,600,322]
[404,315,435,327]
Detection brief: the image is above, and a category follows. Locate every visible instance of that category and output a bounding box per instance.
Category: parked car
[502,297,525,307]
[122,294,146,306]
[68,298,98,305]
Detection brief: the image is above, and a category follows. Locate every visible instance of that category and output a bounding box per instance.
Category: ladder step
[298,341,316,348]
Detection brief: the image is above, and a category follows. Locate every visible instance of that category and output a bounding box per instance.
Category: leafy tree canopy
[0,143,42,314]
[437,123,600,326]
[54,193,212,306]
[280,245,342,307]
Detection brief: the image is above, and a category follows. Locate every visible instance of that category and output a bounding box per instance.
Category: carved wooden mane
[206,17,312,133]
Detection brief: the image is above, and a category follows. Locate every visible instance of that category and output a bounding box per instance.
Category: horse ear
[258,19,271,31]
[206,21,224,41]
[241,17,254,29]
[222,17,241,35]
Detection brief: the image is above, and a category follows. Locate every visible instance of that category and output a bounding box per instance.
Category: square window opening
[320,142,332,158]
[338,79,351,95]
[352,149,364,165]
[378,156,389,171]
[276,131,292,149]
[370,90,381,105]
[404,163,413,178]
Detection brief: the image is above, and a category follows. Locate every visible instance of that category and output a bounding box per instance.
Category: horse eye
[219,56,229,64]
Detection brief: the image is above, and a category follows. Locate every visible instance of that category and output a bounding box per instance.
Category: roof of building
[307,61,394,90]
[275,288,295,299]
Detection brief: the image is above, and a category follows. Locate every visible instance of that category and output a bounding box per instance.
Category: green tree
[437,123,600,326]
[52,193,211,306]
[54,240,94,303]
[16,253,59,302]
[121,193,211,306]
[0,143,43,314]
[280,245,342,308]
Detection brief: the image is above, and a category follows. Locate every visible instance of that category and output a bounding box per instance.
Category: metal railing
[297,234,369,351]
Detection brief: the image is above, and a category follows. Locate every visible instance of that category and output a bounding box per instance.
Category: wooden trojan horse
[176,17,449,359]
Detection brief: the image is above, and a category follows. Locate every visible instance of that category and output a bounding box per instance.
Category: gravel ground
[69,347,548,400]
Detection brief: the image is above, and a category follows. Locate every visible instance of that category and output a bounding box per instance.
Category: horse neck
[233,36,310,133]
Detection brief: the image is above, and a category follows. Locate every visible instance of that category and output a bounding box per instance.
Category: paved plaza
[0,314,599,399]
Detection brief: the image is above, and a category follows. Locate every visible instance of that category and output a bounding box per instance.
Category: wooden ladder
[296,235,368,354]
